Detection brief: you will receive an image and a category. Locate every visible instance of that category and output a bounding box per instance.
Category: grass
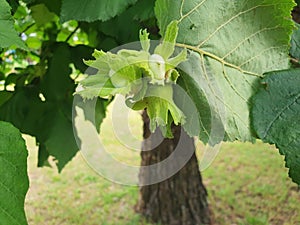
[24,106,300,225]
[199,141,300,225]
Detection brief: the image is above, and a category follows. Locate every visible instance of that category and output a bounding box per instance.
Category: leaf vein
[0,179,21,200]
[238,45,288,68]
[262,93,300,139]
[200,56,249,132]
[222,64,248,102]
[222,25,283,59]
[0,155,18,170]
[196,3,290,47]
[0,202,22,225]
[176,43,263,77]
[179,0,208,22]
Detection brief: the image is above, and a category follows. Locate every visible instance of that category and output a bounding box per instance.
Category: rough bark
[136,111,211,225]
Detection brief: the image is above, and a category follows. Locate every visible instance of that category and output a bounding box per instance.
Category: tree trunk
[136,111,211,225]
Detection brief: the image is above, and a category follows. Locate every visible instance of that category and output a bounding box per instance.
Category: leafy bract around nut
[77,20,187,137]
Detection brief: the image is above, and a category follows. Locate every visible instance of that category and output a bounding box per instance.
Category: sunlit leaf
[156,0,295,143]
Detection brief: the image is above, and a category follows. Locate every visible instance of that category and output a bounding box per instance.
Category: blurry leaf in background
[0,85,78,171]
[97,0,156,44]
[70,45,94,73]
[0,0,153,172]
[60,0,138,23]
[0,91,13,107]
[129,0,155,22]
[30,3,56,26]
[0,0,27,49]
[5,0,19,13]
[27,0,62,15]
[42,107,79,171]
[40,43,75,101]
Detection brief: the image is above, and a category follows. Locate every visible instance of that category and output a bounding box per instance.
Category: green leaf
[0,87,42,135]
[75,96,110,133]
[252,69,300,184]
[0,121,29,225]
[25,37,42,49]
[155,0,295,143]
[26,0,62,15]
[0,78,109,171]
[60,0,138,23]
[291,22,300,60]
[127,0,155,21]
[40,43,75,101]
[93,0,156,45]
[0,0,27,49]
[43,108,79,171]
[97,12,141,44]
[154,20,179,60]
[0,91,13,107]
[0,87,79,171]
[175,65,217,144]
[139,29,150,52]
[37,144,50,167]
[6,0,19,13]
[30,3,56,26]
[70,45,94,73]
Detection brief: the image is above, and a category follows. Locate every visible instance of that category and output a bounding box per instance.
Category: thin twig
[65,25,80,42]
[19,23,35,36]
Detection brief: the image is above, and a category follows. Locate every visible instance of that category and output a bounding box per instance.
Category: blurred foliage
[0,0,157,170]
